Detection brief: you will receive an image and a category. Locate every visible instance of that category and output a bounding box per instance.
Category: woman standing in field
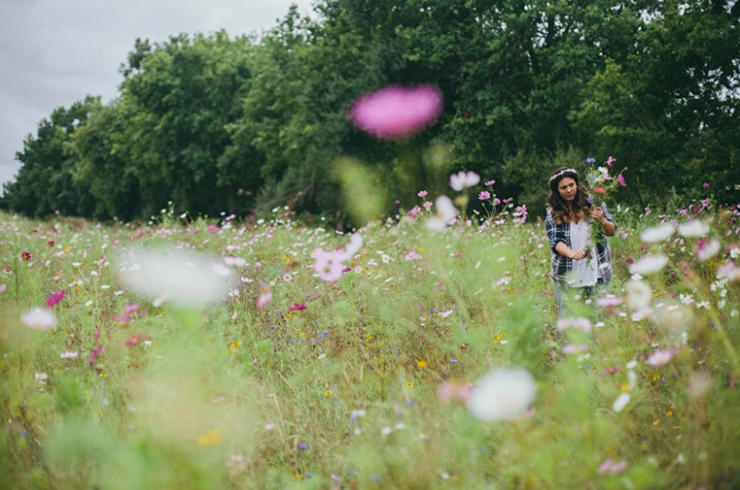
[545,167,617,316]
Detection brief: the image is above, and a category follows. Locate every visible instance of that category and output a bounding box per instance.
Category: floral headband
[548,168,579,183]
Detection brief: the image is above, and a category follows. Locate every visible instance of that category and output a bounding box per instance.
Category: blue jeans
[554,281,610,317]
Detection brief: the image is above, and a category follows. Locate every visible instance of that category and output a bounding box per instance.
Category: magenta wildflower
[418,190,428,198]
[21,251,31,262]
[485,180,495,186]
[349,85,443,139]
[256,284,272,310]
[287,303,307,313]
[88,344,104,365]
[703,182,710,189]
[600,366,621,375]
[208,224,218,233]
[45,289,66,307]
[478,191,491,201]
[617,174,626,186]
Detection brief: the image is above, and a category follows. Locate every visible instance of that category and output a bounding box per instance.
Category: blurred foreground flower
[640,223,675,243]
[599,458,627,475]
[696,239,720,261]
[313,233,363,283]
[678,220,709,237]
[612,393,631,413]
[22,307,57,331]
[646,348,678,366]
[625,280,652,310]
[118,249,233,307]
[256,284,273,309]
[630,254,668,275]
[426,196,458,232]
[349,85,443,139]
[465,367,536,422]
[450,171,480,191]
[556,317,592,333]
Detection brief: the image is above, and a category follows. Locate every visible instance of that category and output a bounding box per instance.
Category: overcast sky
[0,0,316,193]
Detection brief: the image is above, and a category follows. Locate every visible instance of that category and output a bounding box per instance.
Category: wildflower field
[1,193,739,490]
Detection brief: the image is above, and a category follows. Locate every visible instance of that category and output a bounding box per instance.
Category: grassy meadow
[1,194,739,490]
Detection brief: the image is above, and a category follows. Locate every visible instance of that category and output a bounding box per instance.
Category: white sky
[0,0,316,193]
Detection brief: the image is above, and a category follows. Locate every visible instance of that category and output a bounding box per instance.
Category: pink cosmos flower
[596,297,623,307]
[562,343,589,354]
[703,182,710,189]
[599,458,627,474]
[437,381,473,404]
[556,317,592,333]
[423,201,433,210]
[208,224,219,233]
[485,180,495,186]
[646,348,679,366]
[418,190,428,198]
[478,191,491,201]
[607,156,614,168]
[593,187,605,194]
[617,174,626,186]
[256,284,272,310]
[45,289,66,307]
[406,206,421,219]
[349,85,443,139]
[313,249,344,283]
[600,366,622,375]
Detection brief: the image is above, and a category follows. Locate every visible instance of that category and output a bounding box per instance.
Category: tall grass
[1,200,738,489]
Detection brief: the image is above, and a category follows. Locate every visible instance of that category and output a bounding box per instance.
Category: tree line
[4,0,739,224]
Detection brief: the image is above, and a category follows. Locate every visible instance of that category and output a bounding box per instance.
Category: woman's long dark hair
[547,167,592,224]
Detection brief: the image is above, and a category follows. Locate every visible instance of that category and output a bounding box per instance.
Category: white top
[569,219,598,287]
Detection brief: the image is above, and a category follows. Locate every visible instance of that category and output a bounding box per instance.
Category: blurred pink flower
[596,297,623,307]
[349,85,443,139]
[256,284,272,310]
[599,458,627,474]
[437,381,473,404]
[562,343,589,354]
[287,303,307,313]
[45,289,66,307]
[314,249,344,283]
[646,348,678,366]
[617,174,626,186]
[478,191,491,201]
[593,187,605,194]
[418,190,428,197]
[485,180,495,186]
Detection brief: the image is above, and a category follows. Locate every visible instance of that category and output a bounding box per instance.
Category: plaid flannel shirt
[545,202,617,286]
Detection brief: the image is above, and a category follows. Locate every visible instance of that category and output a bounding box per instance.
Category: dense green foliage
[4,0,740,223]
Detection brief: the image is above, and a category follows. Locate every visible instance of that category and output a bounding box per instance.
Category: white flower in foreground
[630,254,668,275]
[696,239,720,261]
[339,233,364,261]
[449,171,480,191]
[678,220,709,237]
[612,393,631,413]
[466,367,536,422]
[22,307,57,330]
[640,223,675,243]
[118,249,233,307]
[625,280,652,310]
[426,196,459,232]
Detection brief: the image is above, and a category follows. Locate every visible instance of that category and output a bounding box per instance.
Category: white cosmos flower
[625,280,652,310]
[640,223,675,243]
[22,307,57,331]
[465,367,536,422]
[449,171,480,191]
[426,196,459,232]
[678,220,709,237]
[118,249,233,307]
[630,254,668,275]
[339,233,364,261]
[696,239,720,261]
[612,393,631,413]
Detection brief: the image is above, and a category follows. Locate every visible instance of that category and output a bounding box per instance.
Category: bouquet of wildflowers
[586,156,626,246]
